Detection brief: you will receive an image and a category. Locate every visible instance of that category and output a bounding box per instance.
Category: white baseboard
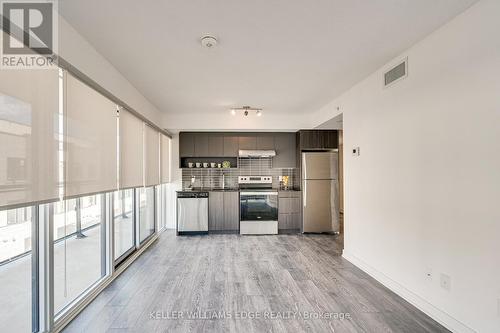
[342,250,476,333]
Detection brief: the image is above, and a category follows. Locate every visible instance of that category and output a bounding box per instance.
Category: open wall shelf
[180,157,238,169]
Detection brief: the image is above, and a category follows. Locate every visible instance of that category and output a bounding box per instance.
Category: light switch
[352,147,360,156]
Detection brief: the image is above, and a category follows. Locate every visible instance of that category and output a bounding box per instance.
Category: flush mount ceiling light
[200,35,218,48]
[230,106,263,117]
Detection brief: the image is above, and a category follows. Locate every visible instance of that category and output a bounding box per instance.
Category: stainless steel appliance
[239,176,278,235]
[302,151,339,233]
[238,150,276,158]
[177,191,208,235]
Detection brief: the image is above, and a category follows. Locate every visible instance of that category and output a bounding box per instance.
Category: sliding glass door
[157,184,167,231]
[0,206,36,332]
[53,194,107,315]
[113,189,135,263]
[138,187,155,243]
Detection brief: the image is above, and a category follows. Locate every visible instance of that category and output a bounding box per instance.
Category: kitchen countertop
[179,188,301,192]
[177,188,238,192]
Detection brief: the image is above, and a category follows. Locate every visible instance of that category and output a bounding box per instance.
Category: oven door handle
[240,191,278,196]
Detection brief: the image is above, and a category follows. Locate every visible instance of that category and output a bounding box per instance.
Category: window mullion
[38,203,54,333]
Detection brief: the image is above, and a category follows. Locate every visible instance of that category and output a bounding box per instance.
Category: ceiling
[59,0,477,130]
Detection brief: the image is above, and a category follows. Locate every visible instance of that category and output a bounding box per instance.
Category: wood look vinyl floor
[63,231,449,333]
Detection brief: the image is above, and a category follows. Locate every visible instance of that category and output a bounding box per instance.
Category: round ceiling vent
[201,35,218,48]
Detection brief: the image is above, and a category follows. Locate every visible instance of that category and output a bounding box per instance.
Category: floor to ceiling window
[113,189,135,262]
[0,28,171,331]
[157,184,167,232]
[138,187,155,243]
[53,194,106,315]
[0,206,36,333]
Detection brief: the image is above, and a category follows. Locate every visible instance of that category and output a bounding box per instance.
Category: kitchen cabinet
[209,192,224,230]
[194,134,209,156]
[278,214,301,230]
[179,132,195,157]
[323,131,338,149]
[256,134,274,150]
[223,192,239,231]
[209,191,239,231]
[179,132,300,166]
[298,130,338,150]
[278,191,301,230]
[273,133,296,168]
[238,135,257,150]
[208,135,224,157]
[223,135,239,157]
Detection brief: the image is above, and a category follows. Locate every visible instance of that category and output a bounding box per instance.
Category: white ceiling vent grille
[384,58,407,87]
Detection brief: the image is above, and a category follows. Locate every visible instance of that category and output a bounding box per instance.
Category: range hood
[238,150,276,158]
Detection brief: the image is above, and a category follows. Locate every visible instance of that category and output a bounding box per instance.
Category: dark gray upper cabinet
[256,134,274,150]
[273,133,296,168]
[194,134,209,156]
[298,130,338,149]
[179,132,195,157]
[323,131,338,149]
[223,135,239,157]
[180,132,302,164]
[238,135,257,150]
[208,135,224,157]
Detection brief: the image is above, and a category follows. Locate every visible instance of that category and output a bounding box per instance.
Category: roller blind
[144,124,160,187]
[65,73,118,197]
[160,134,171,183]
[119,109,143,189]
[0,67,60,208]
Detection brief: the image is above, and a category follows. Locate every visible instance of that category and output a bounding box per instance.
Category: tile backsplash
[181,157,299,190]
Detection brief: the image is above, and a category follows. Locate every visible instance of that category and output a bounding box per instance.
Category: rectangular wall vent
[384,58,407,87]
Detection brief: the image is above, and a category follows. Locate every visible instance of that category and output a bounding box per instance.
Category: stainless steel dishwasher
[176,191,209,235]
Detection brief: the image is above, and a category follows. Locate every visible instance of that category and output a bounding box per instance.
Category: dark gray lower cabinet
[209,192,224,230]
[278,191,301,230]
[278,214,301,230]
[223,192,239,230]
[209,191,239,231]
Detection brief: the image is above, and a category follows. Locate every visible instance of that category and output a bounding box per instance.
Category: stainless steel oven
[239,176,278,235]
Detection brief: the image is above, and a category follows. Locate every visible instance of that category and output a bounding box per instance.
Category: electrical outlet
[440,274,451,291]
[352,147,360,156]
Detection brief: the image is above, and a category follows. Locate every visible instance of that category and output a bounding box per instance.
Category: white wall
[314,1,500,332]
[58,16,163,125]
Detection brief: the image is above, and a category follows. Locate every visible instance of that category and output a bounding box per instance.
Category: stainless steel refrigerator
[302,151,339,233]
